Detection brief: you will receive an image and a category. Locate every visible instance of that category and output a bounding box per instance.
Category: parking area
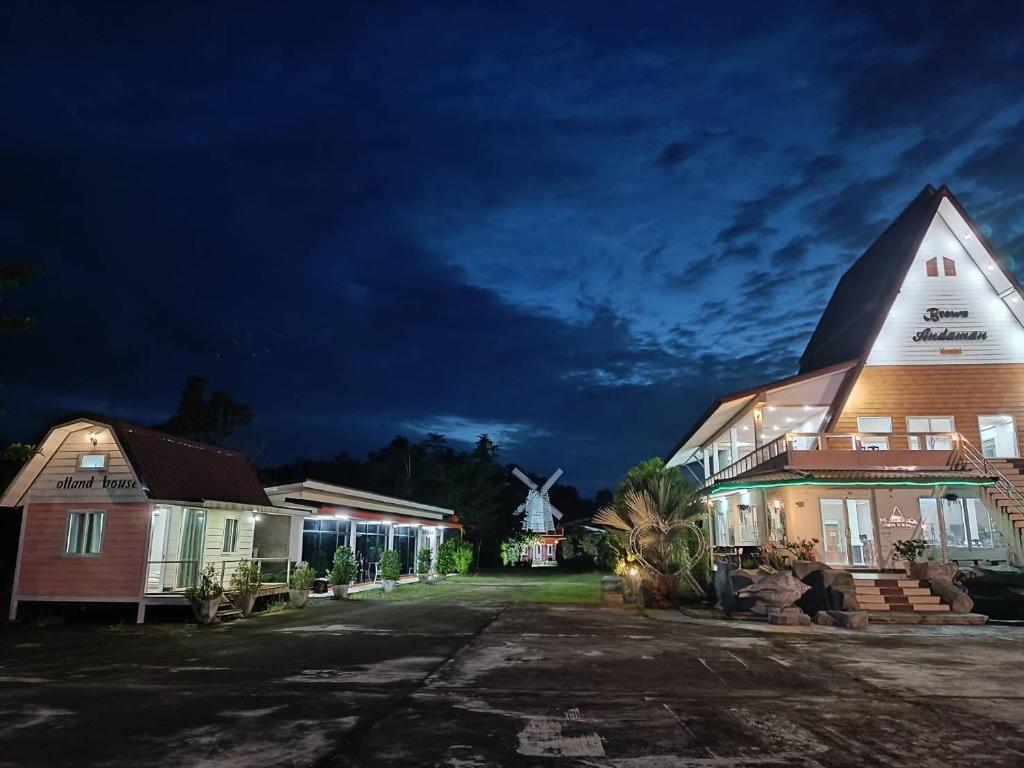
[1,575,1024,767]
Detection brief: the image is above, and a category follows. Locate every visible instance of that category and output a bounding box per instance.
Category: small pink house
[2,414,301,623]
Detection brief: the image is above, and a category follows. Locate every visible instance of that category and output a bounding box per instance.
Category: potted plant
[416,547,432,582]
[892,538,927,571]
[329,546,358,599]
[228,560,263,617]
[184,564,224,625]
[379,550,401,593]
[289,561,315,608]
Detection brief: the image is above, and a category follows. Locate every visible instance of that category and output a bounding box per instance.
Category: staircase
[955,438,1024,564]
[852,573,949,613]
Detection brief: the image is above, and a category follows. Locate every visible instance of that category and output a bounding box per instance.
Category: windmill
[512,467,564,532]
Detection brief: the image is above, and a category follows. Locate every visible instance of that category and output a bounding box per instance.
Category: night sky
[3,3,1024,492]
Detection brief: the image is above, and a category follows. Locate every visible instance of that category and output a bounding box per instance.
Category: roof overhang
[264,480,455,522]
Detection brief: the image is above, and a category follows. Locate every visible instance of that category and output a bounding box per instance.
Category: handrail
[706,431,961,486]
[954,437,1024,563]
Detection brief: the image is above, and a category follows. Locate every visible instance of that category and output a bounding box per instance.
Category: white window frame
[65,510,106,556]
[77,452,108,471]
[546,544,554,557]
[907,416,955,450]
[978,414,1019,459]
[222,517,239,554]
[856,416,891,450]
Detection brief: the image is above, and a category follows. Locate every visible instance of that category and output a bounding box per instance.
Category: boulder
[798,568,857,613]
[792,560,829,581]
[908,562,958,583]
[814,610,838,627]
[738,573,810,611]
[827,610,869,629]
[797,570,831,615]
[930,580,974,613]
[768,606,811,626]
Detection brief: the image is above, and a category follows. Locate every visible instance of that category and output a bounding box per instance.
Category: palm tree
[595,467,707,605]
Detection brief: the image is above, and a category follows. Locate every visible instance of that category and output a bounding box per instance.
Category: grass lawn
[350,569,606,604]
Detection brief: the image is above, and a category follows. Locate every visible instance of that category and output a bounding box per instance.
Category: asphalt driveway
[1,576,1023,767]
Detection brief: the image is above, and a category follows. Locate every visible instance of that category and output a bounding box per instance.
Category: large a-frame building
[667,185,1024,584]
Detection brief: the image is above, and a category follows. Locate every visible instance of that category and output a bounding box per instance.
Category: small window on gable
[926,257,939,277]
[943,257,956,276]
[78,453,108,471]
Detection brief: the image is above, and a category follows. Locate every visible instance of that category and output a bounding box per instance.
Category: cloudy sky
[2,2,1024,491]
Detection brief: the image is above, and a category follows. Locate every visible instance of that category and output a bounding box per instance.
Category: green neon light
[710,479,996,493]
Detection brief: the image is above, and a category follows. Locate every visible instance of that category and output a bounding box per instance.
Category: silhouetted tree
[157,376,254,445]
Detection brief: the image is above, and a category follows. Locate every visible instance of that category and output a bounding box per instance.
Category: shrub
[893,538,927,564]
[437,539,458,574]
[289,561,315,590]
[453,541,474,574]
[500,533,540,566]
[379,550,401,581]
[416,547,433,575]
[329,547,359,585]
[228,560,263,596]
[784,537,819,561]
[184,564,223,602]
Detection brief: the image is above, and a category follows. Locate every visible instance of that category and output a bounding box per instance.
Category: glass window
[355,523,388,582]
[66,511,105,555]
[979,415,1019,458]
[302,518,351,576]
[392,525,418,574]
[926,257,939,277]
[78,453,107,470]
[713,498,731,546]
[907,416,955,450]
[857,416,891,449]
[965,499,998,549]
[942,499,968,548]
[223,518,239,553]
[546,544,554,557]
[916,499,941,547]
[943,257,956,277]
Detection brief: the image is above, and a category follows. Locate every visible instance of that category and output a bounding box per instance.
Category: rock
[814,610,838,626]
[768,606,811,626]
[797,570,831,615]
[908,562,958,583]
[827,610,869,629]
[738,573,810,610]
[600,576,624,592]
[792,560,830,581]
[713,562,738,611]
[930,580,974,613]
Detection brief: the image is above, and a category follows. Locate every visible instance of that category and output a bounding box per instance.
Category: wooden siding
[867,213,1024,366]
[835,364,1024,454]
[26,425,146,504]
[17,502,149,598]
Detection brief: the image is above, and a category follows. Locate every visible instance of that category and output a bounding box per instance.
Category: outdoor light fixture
[334,513,349,520]
[88,431,99,446]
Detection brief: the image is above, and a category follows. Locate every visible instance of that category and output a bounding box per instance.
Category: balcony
[705,432,963,487]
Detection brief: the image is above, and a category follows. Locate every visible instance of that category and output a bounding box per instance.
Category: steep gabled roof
[799,185,942,373]
[0,413,270,507]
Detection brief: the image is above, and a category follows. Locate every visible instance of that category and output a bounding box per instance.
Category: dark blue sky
[3,2,1024,491]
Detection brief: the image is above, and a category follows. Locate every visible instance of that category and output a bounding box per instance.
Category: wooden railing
[706,431,961,486]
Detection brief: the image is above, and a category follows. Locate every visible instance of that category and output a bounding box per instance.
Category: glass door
[177,508,206,588]
[819,499,875,567]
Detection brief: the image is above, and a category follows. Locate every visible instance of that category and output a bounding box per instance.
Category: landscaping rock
[828,610,869,629]
[767,606,811,626]
[715,563,762,612]
[930,580,974,613]
[792,560,829,581]
[739,573,810,612]
[909,562,958,583]
[814,610,838,626]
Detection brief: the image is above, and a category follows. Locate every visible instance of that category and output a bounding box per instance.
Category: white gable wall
[866,210,1024,366]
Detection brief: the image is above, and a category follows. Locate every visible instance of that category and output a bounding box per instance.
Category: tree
[157,376,253,445]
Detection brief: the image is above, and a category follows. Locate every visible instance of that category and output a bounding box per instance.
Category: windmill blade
[512,467,538,489]
[539,468,563,493]
[549,503,563,520]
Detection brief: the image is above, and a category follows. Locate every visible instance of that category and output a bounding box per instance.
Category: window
[943,257,956,276]
[78,452,107,470]
[546,544,554,557]
[856,416,891,449]
[222,518,239,553]
[907,416,955,449]
[926,257,939,277]
[917,499,942,547]
[979,415,1019,458]
[66,511,105,555]
[918,498,1003,551]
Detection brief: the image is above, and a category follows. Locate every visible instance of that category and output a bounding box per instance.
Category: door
[820,499,875,567]
[146,507,169,592]
[178,508,206,588]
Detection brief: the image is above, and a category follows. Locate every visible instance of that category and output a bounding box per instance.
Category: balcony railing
[144,557,291,595]
[706,431,963,486]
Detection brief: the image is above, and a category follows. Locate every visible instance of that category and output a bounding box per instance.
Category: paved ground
[2,575,1024,767]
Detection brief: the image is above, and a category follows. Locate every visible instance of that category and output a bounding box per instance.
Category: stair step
[854,579,923,588]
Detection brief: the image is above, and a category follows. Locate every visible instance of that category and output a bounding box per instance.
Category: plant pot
[289,588,310,608]
[193,598,220,625]
[382,579,396,593]
[232,593,257,617]
[331,584,350,600]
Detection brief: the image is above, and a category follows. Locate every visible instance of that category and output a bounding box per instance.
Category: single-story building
[2,414,460,623]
